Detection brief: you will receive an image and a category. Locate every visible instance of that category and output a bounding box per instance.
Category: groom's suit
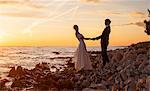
[93,25,111,66]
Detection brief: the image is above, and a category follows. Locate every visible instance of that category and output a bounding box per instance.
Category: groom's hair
[105,19,111,24]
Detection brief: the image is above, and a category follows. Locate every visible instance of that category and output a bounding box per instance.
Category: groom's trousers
[101,40,110,66]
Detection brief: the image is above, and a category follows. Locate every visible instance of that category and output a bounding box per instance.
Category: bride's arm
[79,34,91,40]
[79,34,88,40]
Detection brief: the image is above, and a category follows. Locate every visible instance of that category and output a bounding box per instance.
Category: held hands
[91,38,96,40]
[84,38,96,40]
[84,38,91,40]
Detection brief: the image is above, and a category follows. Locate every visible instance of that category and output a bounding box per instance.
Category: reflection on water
[0,46,125,76]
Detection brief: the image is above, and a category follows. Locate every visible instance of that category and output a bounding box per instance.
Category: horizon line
[0,45,127,47]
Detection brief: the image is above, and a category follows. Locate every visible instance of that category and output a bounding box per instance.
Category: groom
[86,19,111,66]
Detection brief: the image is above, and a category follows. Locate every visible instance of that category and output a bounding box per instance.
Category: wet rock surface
[0,41,150,91]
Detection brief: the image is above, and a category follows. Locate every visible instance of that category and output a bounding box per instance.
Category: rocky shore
[0,41,150,91]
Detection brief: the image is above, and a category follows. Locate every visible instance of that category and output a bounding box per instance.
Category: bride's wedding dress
[74,32,92,70]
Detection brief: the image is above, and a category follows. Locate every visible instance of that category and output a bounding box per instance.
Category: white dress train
[74,32,92,70]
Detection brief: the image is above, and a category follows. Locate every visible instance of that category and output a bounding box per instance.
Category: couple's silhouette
[73,19,111,70]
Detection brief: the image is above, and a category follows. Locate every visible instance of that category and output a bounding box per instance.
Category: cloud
[100,12,121,16]
[0,0,45,9]
[129,11,145,18]
[103,11,146,17]
[101,11,146,18]
[122,21,145,27]
[0,12,46,19]
[0,0,48,18]
[81,0,100,3]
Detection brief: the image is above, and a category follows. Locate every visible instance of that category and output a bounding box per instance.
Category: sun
[0,30,8,43]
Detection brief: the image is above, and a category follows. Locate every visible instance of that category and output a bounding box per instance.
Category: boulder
[81,79,90,88]
[128,80,136,91]
[120,70,128,81]
[121,50,137,62]
[83,88,101,91]
[8,67,16,77]
[89,83,106,90]
[52,52,60,55]
[111,52,123,62]
[0,79,9,89]
[58,79,73,89]
[136,78,146,91]
[11,79,23,88]
[15,66,25,78]
[4,41,150,90]
[50,88,59,91]
[136,54,148,62]
[136,48,147,55]
[146,76,150,91]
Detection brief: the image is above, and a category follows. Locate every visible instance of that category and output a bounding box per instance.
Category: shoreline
[0,41,150,91]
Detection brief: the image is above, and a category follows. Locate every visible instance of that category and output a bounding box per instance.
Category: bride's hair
[73,25,78,31]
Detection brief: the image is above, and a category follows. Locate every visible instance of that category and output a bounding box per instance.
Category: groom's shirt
[101,25,111,46]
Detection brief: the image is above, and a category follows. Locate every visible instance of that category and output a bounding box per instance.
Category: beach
[0,41,149,91]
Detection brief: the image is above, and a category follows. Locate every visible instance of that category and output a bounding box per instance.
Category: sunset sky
[0,0,149,46]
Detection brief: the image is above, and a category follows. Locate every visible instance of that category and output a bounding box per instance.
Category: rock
[124,85,128,91]
[124,78,132,85]
[15,66,25,78]
[111,52,123,62]
[81,80,90,88]
[0,79,9,89]
[35,63,41,69]
[66,58,75,68]
[146,76,150,91]
[74,74,80,81]
[52,52,60,55]
[41,62,50,70]
[116,66,122,71]
[4,41,150,90]
[136,48,147,55]
[74,88,82,91]
[79,75,85,81]
[111,84,117,91]
[119,79,124,90]
[89,83,106,90]
[11,79,23,88]
[120,70,128,81]
[82,88,101,91]
[8,67,16,77]
[58,79,73,89]
[136,79,146,91]
[51,65,57,69]
[138,62,146,71]
[75,80,82,87]
[50,88,59,91]
[128,80,136,91]
[121,50,137,62]
[50,57,72,60]
[136,54,147,62]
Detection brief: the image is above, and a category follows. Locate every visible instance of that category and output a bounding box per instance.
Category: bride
[73,25,92,71]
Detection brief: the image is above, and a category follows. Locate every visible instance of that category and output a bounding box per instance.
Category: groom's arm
[84,38,91,40]
[91,35,101,40]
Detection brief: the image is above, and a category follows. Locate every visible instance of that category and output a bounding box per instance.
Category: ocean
[0,46,125,77]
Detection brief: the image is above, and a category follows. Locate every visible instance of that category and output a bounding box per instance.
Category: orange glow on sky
[0,0,149,46]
